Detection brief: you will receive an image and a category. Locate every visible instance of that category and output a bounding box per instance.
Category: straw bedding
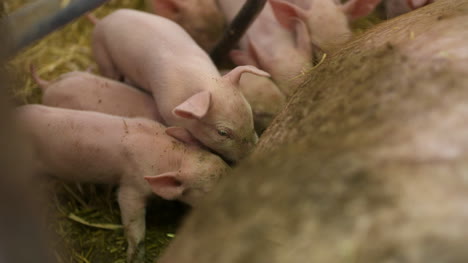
[6,1,187,262]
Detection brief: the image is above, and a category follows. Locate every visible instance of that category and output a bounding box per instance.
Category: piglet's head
[171,65,270,163]
[144,148,230,206]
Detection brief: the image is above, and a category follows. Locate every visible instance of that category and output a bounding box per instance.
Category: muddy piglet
[92,9,269,162]
[32,69,162,121]
[15,104,230,263]
[145,0,225,51]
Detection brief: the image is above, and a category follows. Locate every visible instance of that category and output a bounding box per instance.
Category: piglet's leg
[118,185,147,263]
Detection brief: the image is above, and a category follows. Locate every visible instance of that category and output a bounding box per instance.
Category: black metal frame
[6,0,266,63]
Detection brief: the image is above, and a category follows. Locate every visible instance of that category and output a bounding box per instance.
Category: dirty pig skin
[91,9,269,162]
[15,105,230,263]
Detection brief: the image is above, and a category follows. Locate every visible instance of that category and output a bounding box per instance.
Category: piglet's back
[92,9,212,84]
[14,105,171,183]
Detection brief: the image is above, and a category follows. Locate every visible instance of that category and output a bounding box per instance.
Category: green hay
[6,1,187,262]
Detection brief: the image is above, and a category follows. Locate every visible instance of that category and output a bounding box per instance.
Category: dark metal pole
[210,0,267,66]
[6,0,109,56]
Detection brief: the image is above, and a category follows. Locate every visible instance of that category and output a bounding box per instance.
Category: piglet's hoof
[128,241,145,263]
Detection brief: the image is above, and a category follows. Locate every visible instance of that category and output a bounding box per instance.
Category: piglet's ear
[144,172,185,200]
[165,127,202,146]
[341,0,381,20]
[294,18,312,56]
[269,0,307,30]
[224,65,270,86]
[172,91,211,120]
[151,0,182,19]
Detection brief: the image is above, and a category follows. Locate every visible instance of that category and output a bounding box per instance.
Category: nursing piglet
[92,9,268,162]
[269,0,381,52]
[32,70,162,121]
[145,0,225,51]
[15,105,229,263]
[220,1,313,97]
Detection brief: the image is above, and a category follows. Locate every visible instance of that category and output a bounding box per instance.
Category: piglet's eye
[217,130,229,137]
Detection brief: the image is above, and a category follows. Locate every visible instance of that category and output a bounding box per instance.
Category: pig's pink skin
[36,71,163,122]
[145,0,225,51]
[274,0,351,49]
[92,9,264,162]
[407,0,432,9]
[385,0,433,18]
[220,1,312,97]
[341,0,383,20]
[15,104,229,262]
[270,0,381,52]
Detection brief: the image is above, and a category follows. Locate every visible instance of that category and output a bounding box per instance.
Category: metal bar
[210,0,267,66]
[7,0,109,56]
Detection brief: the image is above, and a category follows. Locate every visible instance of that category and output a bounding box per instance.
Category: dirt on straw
[5,0,188,262]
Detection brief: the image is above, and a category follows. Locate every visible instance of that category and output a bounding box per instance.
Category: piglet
[32,70,163,121]
[220,0,313,97]
[15,104,230,263]
[92,9,269,162]
[145,0,225,51]
[268,0,381,52]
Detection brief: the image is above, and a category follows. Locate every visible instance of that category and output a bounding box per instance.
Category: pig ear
[224,65,270,86]
[341,0,381,20]
[144,172,185,200]
[151,0,182,19]
[165,127,202,146]
[172,91,211,120]
[293,18,312,56]
[269,0,307,30]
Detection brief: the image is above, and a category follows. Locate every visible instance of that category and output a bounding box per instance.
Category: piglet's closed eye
[144,172,185,200]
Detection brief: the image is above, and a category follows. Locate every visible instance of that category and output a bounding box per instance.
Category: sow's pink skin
[15,105,229,263]
[219,0,313,97]
[145,0,225,51]
[92,9,269,162]
[32,70,163,122]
